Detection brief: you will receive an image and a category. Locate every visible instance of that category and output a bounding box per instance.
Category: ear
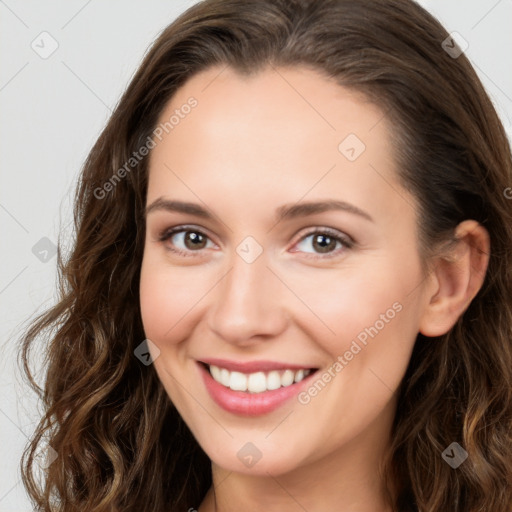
[418,220,490,337]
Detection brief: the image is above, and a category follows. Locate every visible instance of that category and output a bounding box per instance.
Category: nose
[206,248,289,347]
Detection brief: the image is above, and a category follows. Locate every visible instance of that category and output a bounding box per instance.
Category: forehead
[152,64,389,158]
[146,65,411,228]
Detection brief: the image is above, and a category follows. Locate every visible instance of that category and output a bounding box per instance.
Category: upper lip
[199,358,317,373]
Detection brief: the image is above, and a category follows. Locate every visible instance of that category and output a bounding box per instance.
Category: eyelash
[157,225,354,260]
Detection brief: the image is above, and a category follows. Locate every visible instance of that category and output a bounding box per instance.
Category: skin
[139,65,490,512]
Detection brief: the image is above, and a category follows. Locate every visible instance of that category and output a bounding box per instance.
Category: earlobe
[418,220,490,338]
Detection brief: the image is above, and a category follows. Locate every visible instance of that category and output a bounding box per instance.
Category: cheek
[283,262,413,354]
[139,255,211,342]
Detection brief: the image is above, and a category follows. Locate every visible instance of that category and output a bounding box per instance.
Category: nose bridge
[208,244,287,343]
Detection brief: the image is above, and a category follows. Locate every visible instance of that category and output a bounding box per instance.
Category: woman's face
[140,65,434,476]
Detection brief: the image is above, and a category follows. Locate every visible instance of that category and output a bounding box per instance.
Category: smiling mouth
[200,362,318,394]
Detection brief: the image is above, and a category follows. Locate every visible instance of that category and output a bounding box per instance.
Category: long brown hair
[20,0,512,510]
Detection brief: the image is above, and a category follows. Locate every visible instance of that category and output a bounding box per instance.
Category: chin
[204,440,309,477]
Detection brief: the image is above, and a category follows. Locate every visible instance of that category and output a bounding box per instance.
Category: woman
[20,0,512,511]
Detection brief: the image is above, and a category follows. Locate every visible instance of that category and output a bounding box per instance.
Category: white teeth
[210,365,221,382]
[281,369,295,387]
[247,372,267,393]
[220,368,230,387]
[208,365,312,393]
[266,371,282,390]
[229,371,247,391]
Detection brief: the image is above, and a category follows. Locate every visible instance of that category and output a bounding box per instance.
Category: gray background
[1,1,511,510]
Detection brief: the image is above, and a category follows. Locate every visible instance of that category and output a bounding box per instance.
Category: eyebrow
[144,198,374,223]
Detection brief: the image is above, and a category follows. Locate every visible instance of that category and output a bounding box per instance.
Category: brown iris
[312,233,337,253]
[184,231,207,250]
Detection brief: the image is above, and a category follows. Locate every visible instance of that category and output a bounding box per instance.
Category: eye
[291,228,353,258]
[158,226,216,257]
[157,225,354,259]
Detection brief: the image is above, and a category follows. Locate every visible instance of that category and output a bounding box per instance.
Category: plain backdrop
[1,1,511,510]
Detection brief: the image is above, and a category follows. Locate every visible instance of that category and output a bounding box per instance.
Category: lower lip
[198,362,316,416]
